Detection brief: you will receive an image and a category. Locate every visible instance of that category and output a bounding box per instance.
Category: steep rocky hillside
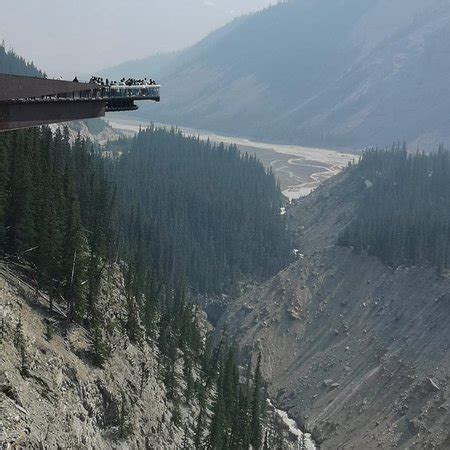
[107,0,450,150]
[222,171,450,448]
[0,262,200,448]
[50,119,121,146]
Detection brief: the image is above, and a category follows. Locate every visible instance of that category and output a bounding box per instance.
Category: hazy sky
[1,0,275,77]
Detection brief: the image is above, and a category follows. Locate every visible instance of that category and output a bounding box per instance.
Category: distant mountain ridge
[103,0,450,151]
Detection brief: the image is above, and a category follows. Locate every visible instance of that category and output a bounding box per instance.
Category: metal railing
[5,84,160,103]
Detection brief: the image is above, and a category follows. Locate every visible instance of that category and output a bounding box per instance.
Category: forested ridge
[106,127,290,294]
[0,127,114,321]
[339,146,450,271]
[0,42,44,77]
[0,126,287,446]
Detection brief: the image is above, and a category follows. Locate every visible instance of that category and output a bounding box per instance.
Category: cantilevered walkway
[0,73,160,131]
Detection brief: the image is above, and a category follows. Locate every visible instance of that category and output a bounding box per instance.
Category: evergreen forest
[0,124,285,446]
[339,145,450,271]
[0,46,289,447]
[105,127,290,294]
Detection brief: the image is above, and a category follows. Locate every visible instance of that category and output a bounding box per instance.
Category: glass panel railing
[108,85,160,99]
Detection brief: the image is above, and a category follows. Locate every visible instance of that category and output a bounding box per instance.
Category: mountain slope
[0,262,198,448]
[0,47,277,449]
[221,168,450,448]
[107,0,450,150]
[0,124,278,448]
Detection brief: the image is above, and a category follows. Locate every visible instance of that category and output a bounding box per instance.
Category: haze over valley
[1,1,449,449]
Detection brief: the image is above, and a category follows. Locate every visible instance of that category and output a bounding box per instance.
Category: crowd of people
[88,76,157,86]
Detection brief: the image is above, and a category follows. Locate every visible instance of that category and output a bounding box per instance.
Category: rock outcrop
[50,119,121,146]
[0,263,197,449]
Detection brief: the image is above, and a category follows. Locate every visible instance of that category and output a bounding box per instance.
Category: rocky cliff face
[222,172,450,449]
[50,119,121,146]
[0,263,197,449]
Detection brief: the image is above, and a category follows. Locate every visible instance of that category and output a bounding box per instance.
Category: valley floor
[106,118,355,200]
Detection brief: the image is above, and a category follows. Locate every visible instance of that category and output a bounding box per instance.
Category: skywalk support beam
[0,73,160,131]
[0,99,106,131]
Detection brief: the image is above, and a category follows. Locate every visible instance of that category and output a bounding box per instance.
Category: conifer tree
[90,320,110,367]
[250,352,263,449]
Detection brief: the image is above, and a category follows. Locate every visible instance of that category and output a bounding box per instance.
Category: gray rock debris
[0,264,201,449]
